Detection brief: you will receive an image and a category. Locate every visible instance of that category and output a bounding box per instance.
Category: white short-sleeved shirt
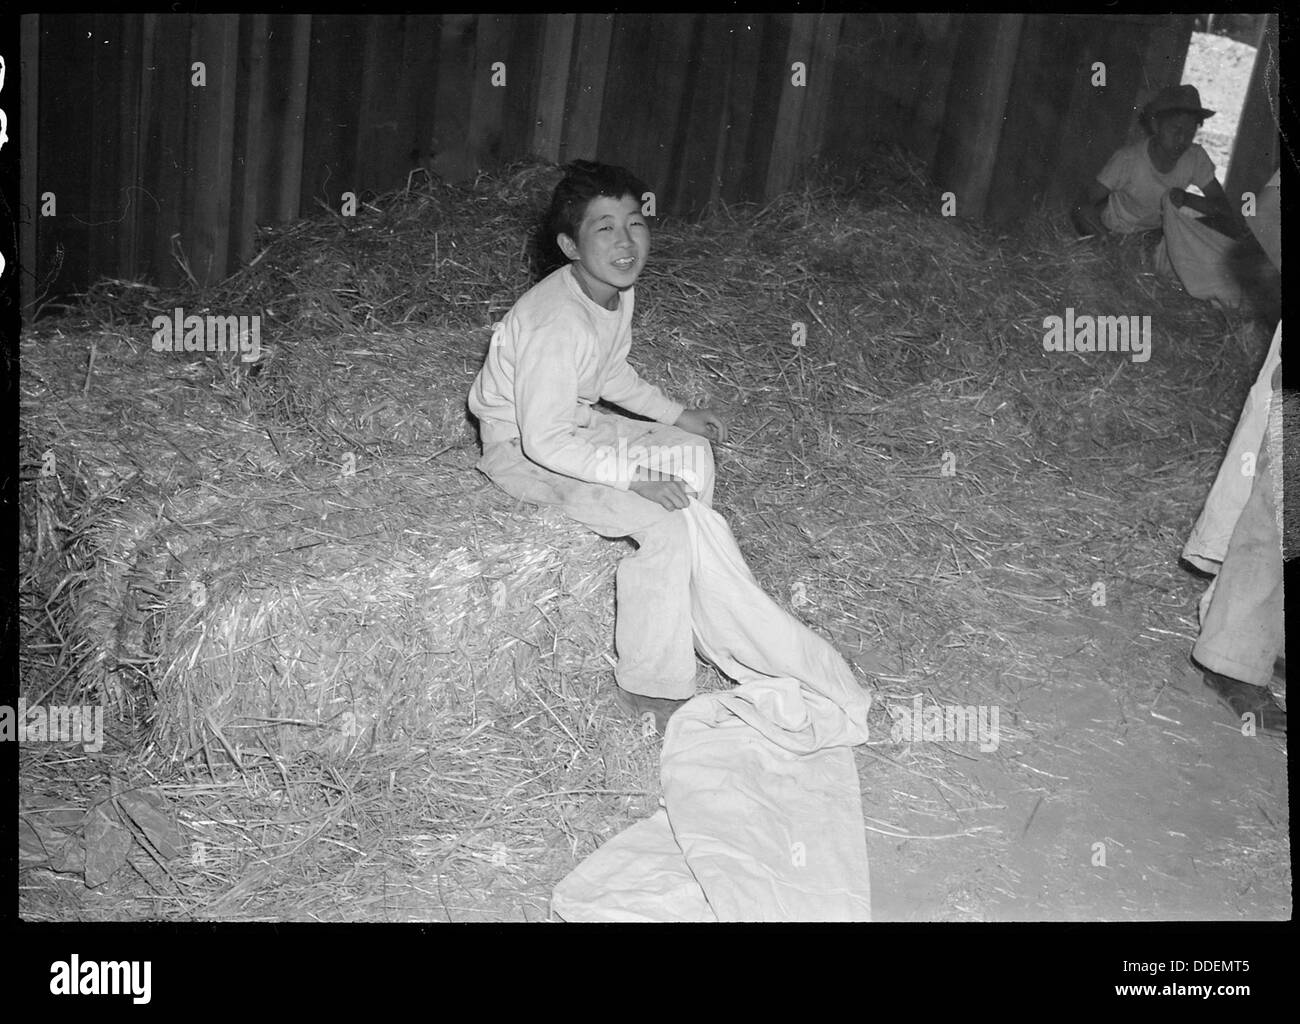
[1096,139,1216,233]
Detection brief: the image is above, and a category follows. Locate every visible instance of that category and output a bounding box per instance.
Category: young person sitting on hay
[471,160,881,743]
[1071,84,1248,309]
[468,160,729,734]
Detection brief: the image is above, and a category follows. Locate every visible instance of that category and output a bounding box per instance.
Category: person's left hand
[675,407,729,444]
[1168,187,1186,208]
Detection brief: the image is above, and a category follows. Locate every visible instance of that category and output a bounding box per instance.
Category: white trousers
[553,500,874,921]
[476,410,714,699]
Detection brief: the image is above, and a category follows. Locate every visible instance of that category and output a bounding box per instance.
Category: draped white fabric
[552,500,874,922]
[1183,323,1283,573]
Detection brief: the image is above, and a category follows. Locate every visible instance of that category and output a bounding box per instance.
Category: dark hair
[532,160,649,278]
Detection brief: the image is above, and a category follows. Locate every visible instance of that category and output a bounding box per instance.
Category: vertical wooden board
[984,14,1041,224]
[561,12,613,163]
[839,14,893,149]
[134,14,158,283]
[819,13,873,169]
[821,13,960,185]
[230,13,268,267]
[1058,14,1121,185]
[794,12,844,176]
[354,16,408,193]
[985,14,1079,225]
[269,14,311,222]
[717,16,765,205]
[186,14,239,285]
[397,14,441,172]
[1103,18,1160,143]
[531,14,576,163]
[499,13,544,164]
[930,12,980,195]
[41,14,99,296]
[88,13,124,284]
[1043,14,1146,212]
[764,12,817,197]
[1080,16,1150,169]
[1225,12,1279,202]
[882,14,950,158]
[1139,13,1193,105]
[115,14,145,279]
[670,14,734,217]
[20,14,39,319]
[142,13,193,286]
[909,14,962,168]
[852,14,946,159]
[598,13,696,206]
[1040,17,1100,210]
[254,13,289,225]
[430,13,477,181]
[930,13,1025,220]
[968,13,1029,218]
[301,14,365,214]
[647,14,698,207]
[738,13,790,202]
[467,14,513,173]
[595,13,655,181]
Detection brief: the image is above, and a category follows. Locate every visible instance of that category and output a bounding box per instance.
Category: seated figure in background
[1072,84,1248,309]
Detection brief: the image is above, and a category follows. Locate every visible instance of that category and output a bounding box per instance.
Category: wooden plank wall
[1224,12,1281,205]
[19,15,40,319]
[981,14,1193,225]
[25,12,1216,311]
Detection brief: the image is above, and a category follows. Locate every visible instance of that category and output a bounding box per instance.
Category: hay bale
[140,459,620,762]
[20,318,625,766]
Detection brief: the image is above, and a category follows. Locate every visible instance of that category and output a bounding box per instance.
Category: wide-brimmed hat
[1144,84,1214,121]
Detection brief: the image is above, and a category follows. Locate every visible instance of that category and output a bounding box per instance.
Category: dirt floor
[866,29,1287,923]
[865,585,1290,922]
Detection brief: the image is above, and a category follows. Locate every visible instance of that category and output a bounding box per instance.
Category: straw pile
[20,151,1275,919]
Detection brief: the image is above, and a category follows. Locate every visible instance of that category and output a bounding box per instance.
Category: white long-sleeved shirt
[468,264,684,489]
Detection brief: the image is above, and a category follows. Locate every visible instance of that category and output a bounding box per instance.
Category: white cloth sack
[1154,193,1244,308]
[552,500,874,922]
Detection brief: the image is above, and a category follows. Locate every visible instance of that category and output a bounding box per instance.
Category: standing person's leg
[1192,442,1286,733]
[1183,326,1283,572]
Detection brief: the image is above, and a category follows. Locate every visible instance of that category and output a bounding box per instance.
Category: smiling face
[557,194,650,309]
[1152,111,1199,161]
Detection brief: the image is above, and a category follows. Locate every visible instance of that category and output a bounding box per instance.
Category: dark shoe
[1203,670,1287,736]
[614,686,689,736]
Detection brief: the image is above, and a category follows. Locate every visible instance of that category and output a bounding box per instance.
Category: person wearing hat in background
[1072,84,1248,308]
[1182,169,1284,735]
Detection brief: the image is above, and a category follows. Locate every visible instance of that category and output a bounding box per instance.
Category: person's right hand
[628,480,693,509]
[628,467,695,510]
